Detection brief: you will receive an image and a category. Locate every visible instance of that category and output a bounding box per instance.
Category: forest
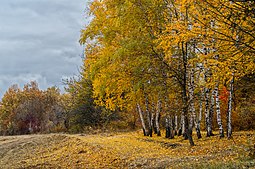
[0,0,254,148]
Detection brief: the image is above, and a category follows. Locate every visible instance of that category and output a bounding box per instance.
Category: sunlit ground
[0,131,254,168]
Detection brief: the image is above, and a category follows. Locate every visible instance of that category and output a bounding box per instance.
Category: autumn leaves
[79,0,254,145]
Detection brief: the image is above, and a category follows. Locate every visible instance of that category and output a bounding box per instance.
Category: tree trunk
[155,99,162,136]
[165,117,170,138]
[169,116,175,139]
[188,68,194,134]
[181,42,194,146]
[195,65,203,139]
[205,87,210,137]
[145,95,152,137]
[189,68,200,138]
[174,115,178,135]
[151,113,155,135]
[137,104,149,136]
[178,114,184,136]
[215,83,224,138]
[151,102,157,134]
[28,121,33,134]
[208,90,215,136]
[204,68,212,137]
[196,93,203,139]
[164,96,172,138]
[227,73,234,139]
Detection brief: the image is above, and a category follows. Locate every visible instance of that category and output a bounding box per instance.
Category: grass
[0,130,254,168]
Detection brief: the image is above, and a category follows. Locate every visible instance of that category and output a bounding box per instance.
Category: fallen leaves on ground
[0,131,254,168]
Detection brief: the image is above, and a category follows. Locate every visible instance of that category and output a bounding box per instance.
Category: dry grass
[0,131,254,168]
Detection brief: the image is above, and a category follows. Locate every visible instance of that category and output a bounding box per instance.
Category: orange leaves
[219,86,229,103]
[0,81,65,135]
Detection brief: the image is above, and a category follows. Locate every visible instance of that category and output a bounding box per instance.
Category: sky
[0,0,89,98]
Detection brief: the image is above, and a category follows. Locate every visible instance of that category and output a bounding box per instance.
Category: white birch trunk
[188,68,194,130]
[165,116,170,138]
[205,88,210,137]
[204,69,211,137]
[227,73,234,139]
[175,115,178,135]
[145,95,152,137]
[181,113,185,136]
[196,92,203,139]
[188,68,199,137]
[195,64,203,139]
[215,83,224,138]
[208,89,215,136]
[170,116,174,139]
[28,121,33,133]
[198,96,203,128]
[151,113,154,135]
[137,104,148,136]
[178,113,184,136]
[155,99,162,136]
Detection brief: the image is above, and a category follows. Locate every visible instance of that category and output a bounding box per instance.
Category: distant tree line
[0,80,126,135]
[0,81,66,135]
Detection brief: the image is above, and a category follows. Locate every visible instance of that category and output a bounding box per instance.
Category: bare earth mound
[0,131,254,168]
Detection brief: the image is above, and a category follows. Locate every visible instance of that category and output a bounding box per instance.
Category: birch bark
[196,93,203,139]
[165,117,170,138]
[205,87,210,137]
[145,95,152,137]
[137,104,148,136]
[188,68,201,138]
[208,89,215,136]
[181,42,194,146]
[174,115,178,135]
[155,99,162,136]
[227,73,235,139]
[215,83,224,138]
[169,116,174,139]
[204,69,211,137]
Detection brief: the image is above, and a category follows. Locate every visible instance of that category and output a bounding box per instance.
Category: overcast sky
[0,0,89,98]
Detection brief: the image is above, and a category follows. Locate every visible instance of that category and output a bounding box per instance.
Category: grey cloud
[0,0,88,97]
[0,73,48,93]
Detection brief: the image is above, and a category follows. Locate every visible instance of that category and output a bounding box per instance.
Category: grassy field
[0,131,254,168]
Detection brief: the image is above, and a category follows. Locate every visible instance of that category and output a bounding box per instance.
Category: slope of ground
[0,131,254,168]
